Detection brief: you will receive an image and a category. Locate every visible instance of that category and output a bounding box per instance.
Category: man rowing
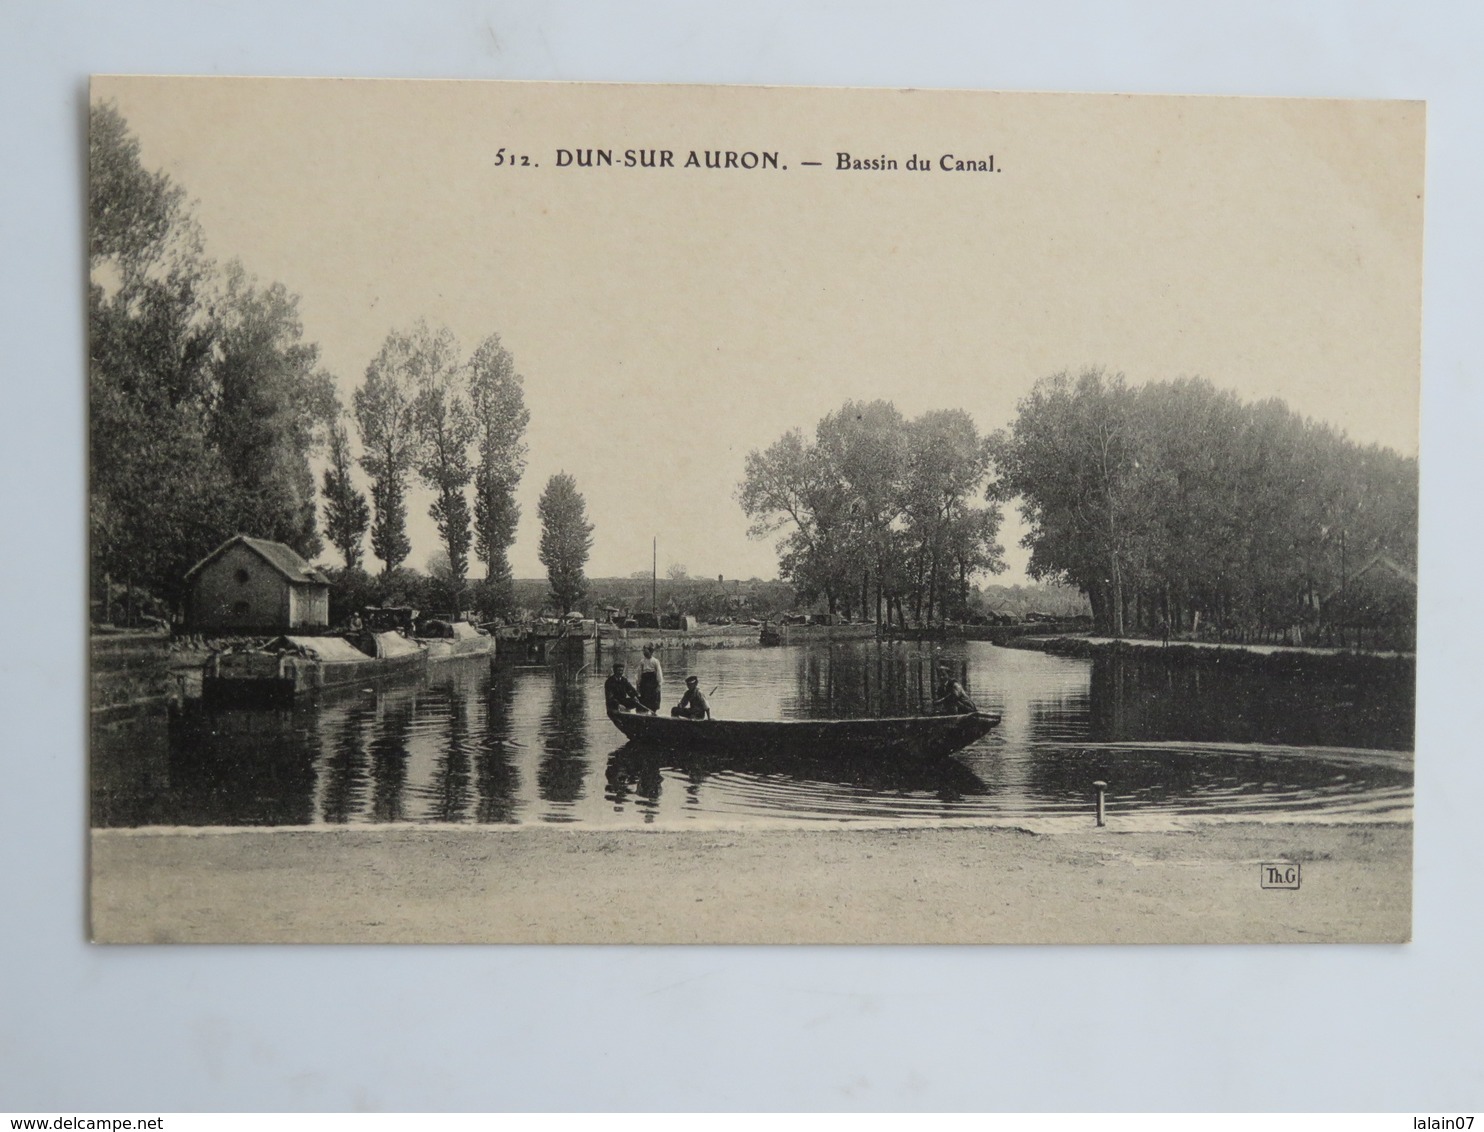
[604,661,649,715]
[934,667,979,715]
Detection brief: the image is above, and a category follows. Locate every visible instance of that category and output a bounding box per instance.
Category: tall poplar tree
[537,473,594,615]
[409,326,475,592]
[468,333,530,610]
[321,419,370,570]
[354,326,434,575]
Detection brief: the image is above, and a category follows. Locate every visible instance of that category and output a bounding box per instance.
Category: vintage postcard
[88,77,1420,943]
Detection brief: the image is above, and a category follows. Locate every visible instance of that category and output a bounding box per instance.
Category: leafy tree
[738,428,850,612]
[89,102,337,611]
[991,369,1152,635]
[992,369,1417,642]
[408,325,475,589]
[740,401,1003,622]
[323,564,378,626]
[89,101,190,283]
[355,326,434,574]
[90,103,218,606]
[322,419,370,570]
[902,409,1004,620]
[209,262,337,558]
[814,401,913,622]
[468,333,530,610]
[538,473,594,614]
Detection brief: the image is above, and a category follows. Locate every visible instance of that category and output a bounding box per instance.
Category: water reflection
[605,746,665,822]
[474,665,520,824]
[536,663,591,820]
[319,701,372,824]
[425,676,472,823]
[789,646,974,719]
[368,691,415,823]
[91,641,1414,828]
[167,707,318,826]
[605,742,988,814]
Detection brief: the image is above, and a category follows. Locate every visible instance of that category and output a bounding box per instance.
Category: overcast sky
[98,77,1423,583]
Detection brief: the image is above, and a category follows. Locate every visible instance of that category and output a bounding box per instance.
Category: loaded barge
[203,630,427,703]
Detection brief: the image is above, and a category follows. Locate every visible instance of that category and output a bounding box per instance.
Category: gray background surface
[3,0,1479,1111]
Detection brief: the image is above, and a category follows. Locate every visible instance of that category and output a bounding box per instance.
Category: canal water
[90,641,1414,828]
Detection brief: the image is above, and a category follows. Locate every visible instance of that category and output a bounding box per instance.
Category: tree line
[738,401,1006,626]
[90,102,337,611]
[326,319,532,614]
[93,104,1415,641]
[91,103,596,623]
[992,369,1418,643]
[330,335,599,618]
[742,375,1417,644]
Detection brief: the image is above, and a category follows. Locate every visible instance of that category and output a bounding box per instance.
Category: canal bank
[1007,633,1415,678]
[90,819,1410,944]
[90,631,208,713]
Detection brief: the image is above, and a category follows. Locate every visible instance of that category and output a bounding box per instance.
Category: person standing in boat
[670,675,711,719]
[934,667,978,715]
[637,644,664,713]
[604,661,648,715]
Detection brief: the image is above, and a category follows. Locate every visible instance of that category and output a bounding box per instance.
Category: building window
[236,568,251,584]
[232,600,250,617]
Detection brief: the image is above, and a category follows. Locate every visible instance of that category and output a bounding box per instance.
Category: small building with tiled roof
[184,535,331,633]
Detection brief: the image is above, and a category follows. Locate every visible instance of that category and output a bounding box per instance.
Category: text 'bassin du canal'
[524,149,1000,172]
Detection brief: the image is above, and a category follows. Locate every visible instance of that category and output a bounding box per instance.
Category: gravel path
[90,820,1411,944]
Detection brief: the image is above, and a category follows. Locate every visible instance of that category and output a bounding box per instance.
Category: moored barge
[203,631,427,703]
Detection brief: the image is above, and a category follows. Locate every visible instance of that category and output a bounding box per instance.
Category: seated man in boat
[934,670,979,715]
[669,675,711,719]
[604,661,649,714]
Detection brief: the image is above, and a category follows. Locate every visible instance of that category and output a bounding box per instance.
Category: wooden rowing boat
[607,709,1000,758]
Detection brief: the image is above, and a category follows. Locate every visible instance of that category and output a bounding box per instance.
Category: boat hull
[420,636,496,662]
[607,710,1000,758]
[204,648,427,704]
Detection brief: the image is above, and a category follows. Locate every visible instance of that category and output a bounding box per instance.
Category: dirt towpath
[90,821,1411,944]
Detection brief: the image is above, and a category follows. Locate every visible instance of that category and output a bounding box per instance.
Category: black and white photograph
[87,76,1421,944]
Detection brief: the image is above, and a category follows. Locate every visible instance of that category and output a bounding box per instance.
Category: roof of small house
[1322,551,1418,604]
[184,534,332,587]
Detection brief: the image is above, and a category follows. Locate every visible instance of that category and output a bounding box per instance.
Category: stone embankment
[90,631,209,713]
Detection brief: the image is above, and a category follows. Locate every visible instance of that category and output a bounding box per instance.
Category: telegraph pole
[652,536,658,615]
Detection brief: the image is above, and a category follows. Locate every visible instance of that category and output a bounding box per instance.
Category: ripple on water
[90,643,1414,828]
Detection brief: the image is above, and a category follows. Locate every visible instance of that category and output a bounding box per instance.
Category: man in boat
[604,661,649,714]
[934,667,979,715]
[637,644,664,712]
[669,675,711,719]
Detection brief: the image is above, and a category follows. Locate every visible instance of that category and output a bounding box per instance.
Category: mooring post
[1092,780,1108,827]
